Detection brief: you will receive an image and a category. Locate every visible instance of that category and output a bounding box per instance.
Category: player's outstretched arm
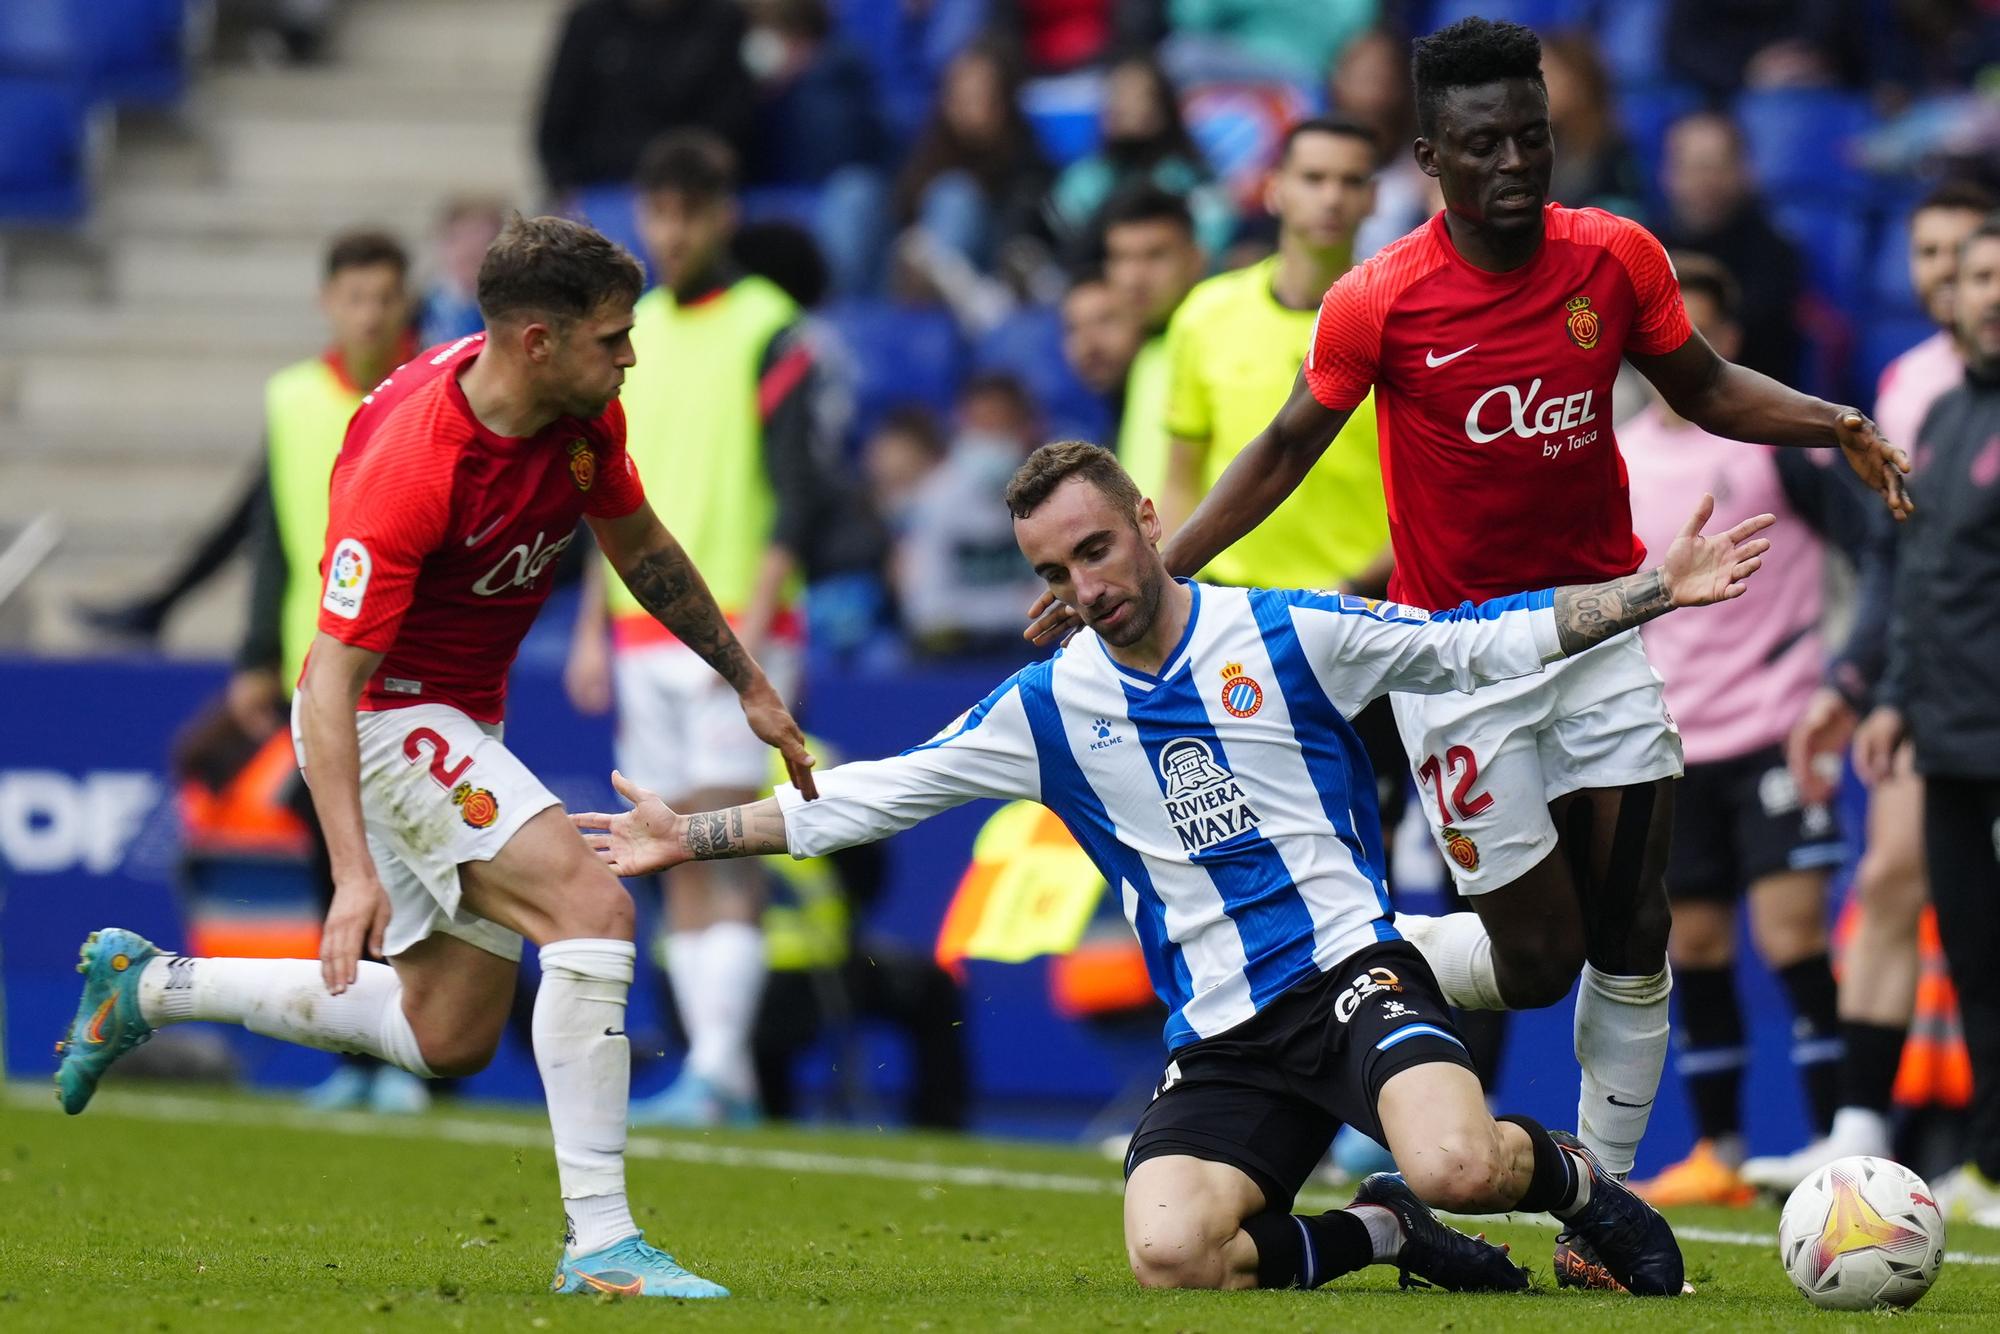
[588,503,818,799]
[1553,494,1775,655]
[1628,331,1913,520]
[572,772,790,877]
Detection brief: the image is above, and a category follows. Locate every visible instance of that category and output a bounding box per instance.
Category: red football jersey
[1305,205,1692,608]
[312,334,645,722]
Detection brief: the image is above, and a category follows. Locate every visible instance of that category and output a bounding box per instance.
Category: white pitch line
[13,1087,2000,1267]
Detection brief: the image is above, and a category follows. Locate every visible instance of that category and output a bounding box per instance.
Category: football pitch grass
[5,1084,2000,1331]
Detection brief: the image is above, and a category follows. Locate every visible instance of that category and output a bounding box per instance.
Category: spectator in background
[415,197,505,349]
[742,0,892,296]
[1329,27,1431,258]
[893,43,1053,274]
[1540,32,1644,219]
[1048,54,1231,260]
[1619,255,1892,1208]
[1658,111,1805,380]
[1101,186,1207,502]
[566,131,835,1127]
[893,373,1047,655]
[1848,217,2000,1228]
[1161,0,1380,87]
[1748,180,1998,1193]
[863,406,950,539]
[534,0,756,195]
[1666,0,1866,98]
[1061,267,1143,409]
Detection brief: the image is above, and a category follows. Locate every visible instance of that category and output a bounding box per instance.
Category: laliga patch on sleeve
[322,538,371,619]
[1335,593,1429,623]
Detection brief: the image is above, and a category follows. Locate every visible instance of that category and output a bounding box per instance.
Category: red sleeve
[1303,264,1382,412]
[1608,217,1692,357]
[583,398,645,519]
[316,418,455,651]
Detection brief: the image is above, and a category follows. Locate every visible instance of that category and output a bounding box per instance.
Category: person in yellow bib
[1103,186,1207,501]
[234,229,420,1114]
[565,130,832,1128]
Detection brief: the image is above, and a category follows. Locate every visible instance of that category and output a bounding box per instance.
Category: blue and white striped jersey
[777,581,1566,1048]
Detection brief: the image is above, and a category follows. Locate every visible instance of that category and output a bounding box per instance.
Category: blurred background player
[1620,254,1894,1207]
[1748,180,1998,1192]
[57,214,817,1299]
[1843,217,2000,1226]
[417,197,507,349]
[566,130,830,1126]
[1060,266,1143,413]
[230,229,421,1115]
[1101,185,1206,501]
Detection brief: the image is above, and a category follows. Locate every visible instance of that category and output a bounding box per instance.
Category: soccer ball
[1778,1155,1944,1310]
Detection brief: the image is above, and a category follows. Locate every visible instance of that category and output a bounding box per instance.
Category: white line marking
[13,1088,1999,1266]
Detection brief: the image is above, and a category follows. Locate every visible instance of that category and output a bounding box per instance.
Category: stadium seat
[821,299,966,441]
[741,185,825,227]
[1597,0,1670,85]
[1022,71,1103,170]
[568,184,652,282]
[1870,212,1919,313]
[0,74,90,223]
[0,0,186,107]
[971,304,1109,445]
[1424,0,1595,33]
[1772,200,1870,310]
[1735,88,1874,198]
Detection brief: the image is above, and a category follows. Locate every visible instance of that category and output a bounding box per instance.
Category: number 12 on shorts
[1416,745,1493,824]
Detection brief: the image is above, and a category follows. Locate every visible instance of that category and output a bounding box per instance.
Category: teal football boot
[551,1234,730,1298]
[54,928,161,1114]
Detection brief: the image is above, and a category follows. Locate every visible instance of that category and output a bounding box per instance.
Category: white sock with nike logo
[536,937,639,1257]
[134,955,431,1075]
[1573,963,1672,1177]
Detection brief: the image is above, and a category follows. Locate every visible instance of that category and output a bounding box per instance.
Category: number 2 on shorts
[403,727,472,789]
[1417,745,1494,824]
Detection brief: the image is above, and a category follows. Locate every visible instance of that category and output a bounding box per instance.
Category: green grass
[4,1083,1998,1331]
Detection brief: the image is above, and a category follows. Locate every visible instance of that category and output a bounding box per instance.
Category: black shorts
[1667,743,1845,902]
[1123,940,1476,1211]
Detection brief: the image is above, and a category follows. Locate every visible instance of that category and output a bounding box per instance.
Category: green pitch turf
[4,1084,1998,1331]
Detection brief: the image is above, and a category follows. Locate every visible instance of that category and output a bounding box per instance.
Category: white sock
[687,920,767,1100]
[536,938,640,1257]
[664,926,707,1044]
[1574,963,1672,1177]
[1397,913,1507,1010]
[136,955,431,1076]
[1349,1204,1404,1262]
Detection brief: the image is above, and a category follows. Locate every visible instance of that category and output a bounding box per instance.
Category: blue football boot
[551,1235,730,1298]
[54,928,161,1114]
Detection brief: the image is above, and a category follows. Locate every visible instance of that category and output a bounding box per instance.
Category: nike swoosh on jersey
[465,515,507,546]
[1425,344,1478,368]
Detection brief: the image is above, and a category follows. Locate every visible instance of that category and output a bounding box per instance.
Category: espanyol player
[577,442,1777,1297]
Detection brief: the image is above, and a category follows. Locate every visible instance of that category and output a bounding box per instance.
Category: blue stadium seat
[0,74,89,222]
[568,184,652,281]
[1424,0,1594,33]
[1618,82,1702,208]
[0,0,185,107]
[741,184,825,227]
[1597,0,1670,85]
[972,305,1109,445]
[821,299,966,441]
[1857,314,1940,397]
[1870,213,1918,313]
[1734,88,1874,198]
[1772,200,1869,309]
[1022,72,1103,170]
[0,4,80,74]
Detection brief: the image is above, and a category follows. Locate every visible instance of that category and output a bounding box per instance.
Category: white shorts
[292,696,557,961]
[1389,631,1684,894]
[612,641,800,800]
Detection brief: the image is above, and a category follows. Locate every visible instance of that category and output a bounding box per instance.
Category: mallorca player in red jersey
[1032,17,1910,1293]
[54,216,814,1300]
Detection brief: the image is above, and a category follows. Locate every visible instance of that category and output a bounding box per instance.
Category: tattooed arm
[1555,494,1774,656]
[570,772,790,876]
[589,502,818,798]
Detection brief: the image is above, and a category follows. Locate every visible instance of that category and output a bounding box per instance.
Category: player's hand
[1834,410,1914,520]
[1661,494,1775,607]
[320,870,391,994]
[226,668,284,740]
[1024,588,1080,647]
[1853,706,1907,787]
[739,675,818,799]
[563,630,613,716]
[1787,686,1857,805]
[570,770,686,876]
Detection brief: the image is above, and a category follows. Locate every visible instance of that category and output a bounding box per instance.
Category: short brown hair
[324,228,408,281]
[635,129,738,203]
[476,214,645,326]
[1005,441,1143,521]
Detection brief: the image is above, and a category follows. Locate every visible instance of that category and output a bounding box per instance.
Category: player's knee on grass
[412,1020,504,1079]
[1399,1125,1509,1213]
[1126,1207,1237,1290]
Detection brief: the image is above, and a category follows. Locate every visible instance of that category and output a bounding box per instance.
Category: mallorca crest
[1218,661,1263,719]
[1564,294,1601,350]
[452,781,500,830]
[1441,825,1480,872]
[566,439,595,491]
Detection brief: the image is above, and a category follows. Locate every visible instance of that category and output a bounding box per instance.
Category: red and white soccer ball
[1778,1155,1944,1311]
